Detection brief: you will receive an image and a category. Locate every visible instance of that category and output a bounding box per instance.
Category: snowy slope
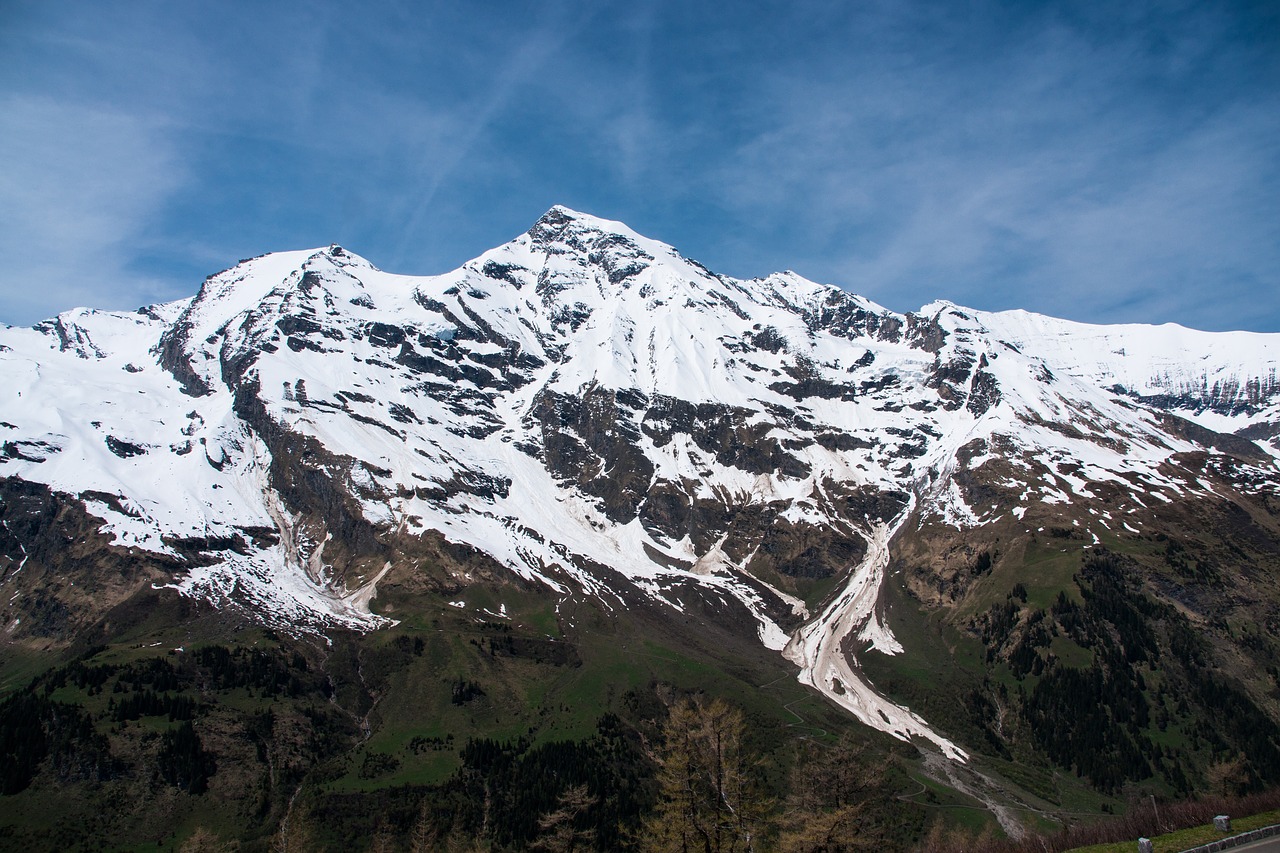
[970,306,1280,434]
[2,205,1278,757]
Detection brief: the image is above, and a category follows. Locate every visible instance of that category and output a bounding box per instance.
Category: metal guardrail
[1177,822,1280,853]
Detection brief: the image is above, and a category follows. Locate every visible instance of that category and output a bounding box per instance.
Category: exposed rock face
[2,205,1279,757]
[0,477,178,645]
[530,385,655,523]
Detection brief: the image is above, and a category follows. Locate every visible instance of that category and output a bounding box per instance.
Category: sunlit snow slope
[2,206,1278,756]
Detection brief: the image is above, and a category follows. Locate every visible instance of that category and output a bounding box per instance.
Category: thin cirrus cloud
[0,0,1276,332]
[687,4,1280,332]
[0,95,187,322]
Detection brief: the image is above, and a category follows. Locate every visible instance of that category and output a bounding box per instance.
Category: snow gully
[783,501,968,762]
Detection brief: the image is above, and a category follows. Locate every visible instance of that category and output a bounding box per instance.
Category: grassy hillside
[0,570,929,851]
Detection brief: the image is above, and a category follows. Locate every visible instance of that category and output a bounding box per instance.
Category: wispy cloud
[0,0,1275,330]
[684,2,1280,329]
[0,96,187,323]
[389,0,599,260]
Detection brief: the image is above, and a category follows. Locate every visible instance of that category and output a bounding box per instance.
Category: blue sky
[2,0,1277,331]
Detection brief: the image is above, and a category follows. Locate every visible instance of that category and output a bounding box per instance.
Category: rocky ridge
[2,206,1278,759]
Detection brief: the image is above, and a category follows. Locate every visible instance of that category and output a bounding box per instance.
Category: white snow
[784,505,968,761]
[2,205,1277,758]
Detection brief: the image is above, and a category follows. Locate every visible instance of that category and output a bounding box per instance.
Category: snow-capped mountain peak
[2,207,1277,759]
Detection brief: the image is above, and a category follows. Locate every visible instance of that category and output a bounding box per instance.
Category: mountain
[2,206,1280,848]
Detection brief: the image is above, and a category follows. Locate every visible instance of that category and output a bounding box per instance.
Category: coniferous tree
[410,799,443,853]
[157,720,214,794]
[532,784,597,852]
[368,824,396,853]
[777,734,884,853]
[644,697,769,853]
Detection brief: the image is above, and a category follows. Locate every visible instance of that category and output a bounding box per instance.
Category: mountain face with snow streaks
[2,206,1279,764]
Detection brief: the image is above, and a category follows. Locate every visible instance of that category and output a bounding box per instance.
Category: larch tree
[532,783,598,852]
[777,734,885,853]
[644,696,769,853]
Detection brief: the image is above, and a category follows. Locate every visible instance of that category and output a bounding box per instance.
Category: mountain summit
[2,207,1279,769]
